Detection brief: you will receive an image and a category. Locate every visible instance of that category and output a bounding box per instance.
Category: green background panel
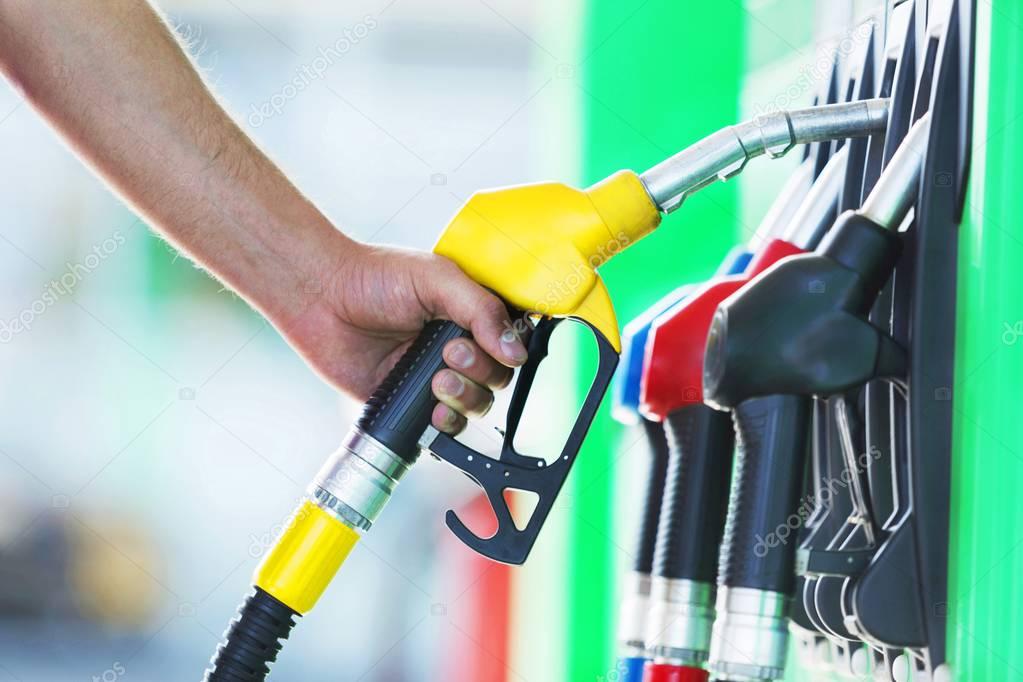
[573,1,1022,679]
[572,1,745,676]
[948,0,1023,678]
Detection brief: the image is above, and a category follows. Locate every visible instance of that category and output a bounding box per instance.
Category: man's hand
[281,243,527,434]
[0,0,525,434]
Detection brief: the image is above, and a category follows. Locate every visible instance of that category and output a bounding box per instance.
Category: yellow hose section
[253,500,359,614]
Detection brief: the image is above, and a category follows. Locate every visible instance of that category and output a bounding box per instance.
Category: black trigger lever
[427,316,619,565]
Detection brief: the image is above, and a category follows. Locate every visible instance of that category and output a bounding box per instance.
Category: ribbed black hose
[205,588,298,681]
[718,394,811,594]
[633,418,670,574]
[652,404,735,581]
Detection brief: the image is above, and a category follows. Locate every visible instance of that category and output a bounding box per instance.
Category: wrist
[247,212,361,331]
[189,135,363,329]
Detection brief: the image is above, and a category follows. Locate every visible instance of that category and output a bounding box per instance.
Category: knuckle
[480,295,507,321]
[435,256,463,280]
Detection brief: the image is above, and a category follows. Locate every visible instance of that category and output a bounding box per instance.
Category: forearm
[0,0,349,324]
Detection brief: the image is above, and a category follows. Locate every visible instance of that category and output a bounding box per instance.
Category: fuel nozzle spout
[639,99,890,213]
[703,114,930,410]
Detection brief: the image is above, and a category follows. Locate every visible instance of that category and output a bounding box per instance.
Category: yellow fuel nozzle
[434,170,661,351]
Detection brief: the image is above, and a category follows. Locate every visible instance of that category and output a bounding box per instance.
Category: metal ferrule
[640,98,890,213]
[644,577,716,665]
[617,571,652,654]
[709,586,790,681]
[310,428,411,530]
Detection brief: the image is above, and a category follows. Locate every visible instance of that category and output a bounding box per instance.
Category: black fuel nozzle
[703,114,930,682]
[703,210,906,411]
[704,111,931,410]
[703,216,904,682]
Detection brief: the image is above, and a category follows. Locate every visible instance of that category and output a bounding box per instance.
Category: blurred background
[0,1,621,678]
[0,0,1017,681]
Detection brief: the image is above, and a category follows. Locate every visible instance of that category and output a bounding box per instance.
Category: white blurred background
[0,0,581,679]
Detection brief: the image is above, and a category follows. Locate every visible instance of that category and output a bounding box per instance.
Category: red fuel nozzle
[639,238,806,419]
[642,661,710,682]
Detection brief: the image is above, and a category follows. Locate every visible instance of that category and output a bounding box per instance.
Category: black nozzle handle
[718,394,811,594]
[356,320,471,463]
[634,418,670,574]
[652,403,736,582]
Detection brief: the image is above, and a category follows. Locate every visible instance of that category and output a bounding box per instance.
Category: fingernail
[447,341,475,369]
[441,406,458,428]
[437,371,465,398]
[500,330,528,364]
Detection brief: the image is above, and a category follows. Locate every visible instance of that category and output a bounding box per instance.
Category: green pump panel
[948,0,1023,678]
[574,0,1022,680]
[572,2,745,677]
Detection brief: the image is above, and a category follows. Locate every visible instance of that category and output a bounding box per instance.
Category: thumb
[420,258,529,367]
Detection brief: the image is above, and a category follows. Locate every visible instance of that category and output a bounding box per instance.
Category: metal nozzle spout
[859,112,931,230]
[640,98,890,213]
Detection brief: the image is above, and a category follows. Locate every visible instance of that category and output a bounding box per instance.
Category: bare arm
[0,0,525,432]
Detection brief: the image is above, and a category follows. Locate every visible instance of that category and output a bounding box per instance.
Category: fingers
[431,402,467,435]
[443,338,512,390]
[422,258,529,368]
[432,367,494,423]
[419,256,533,435]
[430,370,488,434]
